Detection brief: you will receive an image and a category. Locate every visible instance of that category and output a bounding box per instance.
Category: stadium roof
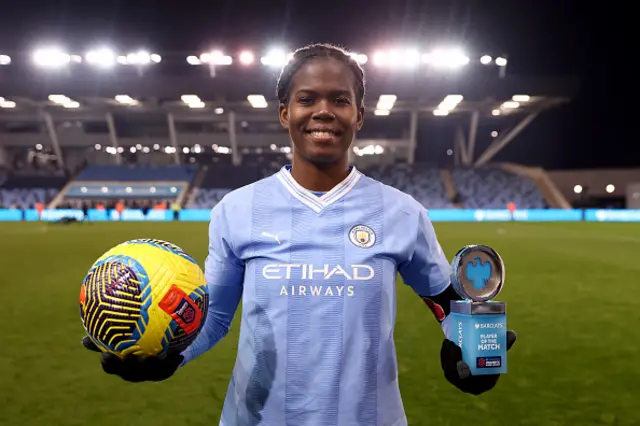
[0,52,581,169]
[0,47,579,116]
[0,73,578,119]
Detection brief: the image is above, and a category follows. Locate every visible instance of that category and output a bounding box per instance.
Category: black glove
[441,330,516,395]
[82,336,184,382]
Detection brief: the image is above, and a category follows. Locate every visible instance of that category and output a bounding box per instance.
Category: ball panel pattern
[80,239,208,358]
[80,255,152,354]
[123,238,199,266]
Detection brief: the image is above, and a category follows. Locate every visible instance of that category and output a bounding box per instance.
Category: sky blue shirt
[181,165,452,426]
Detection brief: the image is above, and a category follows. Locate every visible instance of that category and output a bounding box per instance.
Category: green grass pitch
[1,221,639,426]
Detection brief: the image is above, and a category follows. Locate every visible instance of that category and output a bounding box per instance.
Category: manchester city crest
[349,225,376,248]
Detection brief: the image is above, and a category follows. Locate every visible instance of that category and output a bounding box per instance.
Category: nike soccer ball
[79,238,208,359]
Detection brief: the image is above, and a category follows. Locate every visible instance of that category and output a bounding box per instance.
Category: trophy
[446,245,508,376]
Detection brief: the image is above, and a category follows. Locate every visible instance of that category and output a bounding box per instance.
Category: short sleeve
[398,208,451,297]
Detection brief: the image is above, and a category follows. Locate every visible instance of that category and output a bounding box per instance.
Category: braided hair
[276,43,366,107]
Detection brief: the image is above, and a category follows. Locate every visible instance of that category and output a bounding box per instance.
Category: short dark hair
[276,43,366,107]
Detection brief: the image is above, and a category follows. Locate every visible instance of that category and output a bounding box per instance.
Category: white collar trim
[276,165,361,213]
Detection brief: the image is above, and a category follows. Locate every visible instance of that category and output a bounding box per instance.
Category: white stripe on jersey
[276,172,324,213]
[276,165,361,212]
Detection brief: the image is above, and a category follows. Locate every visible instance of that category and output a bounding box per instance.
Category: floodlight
[248,95,268,108]
[86,48,116,67]
[187,55,201,65]
[33,48,71,68]
[425,48,469,69]
[201,50,232,65]
[376,95,397,110]
[239,51,255,65]
[261,48,289,67]
[501,101,519,109]
[115,95,139,105]
[181,95,201,104]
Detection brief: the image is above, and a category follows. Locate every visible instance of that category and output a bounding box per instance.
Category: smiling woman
[82,42,516,426]
[276,43,365,191]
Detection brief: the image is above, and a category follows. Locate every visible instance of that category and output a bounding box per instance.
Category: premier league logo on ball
[447,245,509,375]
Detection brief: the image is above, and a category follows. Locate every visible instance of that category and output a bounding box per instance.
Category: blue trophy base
[446,300,507,375]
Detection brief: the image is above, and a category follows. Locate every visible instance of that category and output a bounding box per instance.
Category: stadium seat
[184,159,286,209]
[364,164,454,209]
[188,188,232,209]
[0,172,67,209]
[199,165,263,190]
[0,188,59,209]
[1,175,68,190]
[451,167,546,209]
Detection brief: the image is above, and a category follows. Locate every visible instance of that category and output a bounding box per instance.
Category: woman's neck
[290,153,350,192]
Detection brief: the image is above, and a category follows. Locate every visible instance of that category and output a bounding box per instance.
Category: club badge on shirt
[349,225,376,248]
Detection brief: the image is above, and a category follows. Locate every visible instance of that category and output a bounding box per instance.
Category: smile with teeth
[307,130,338,138]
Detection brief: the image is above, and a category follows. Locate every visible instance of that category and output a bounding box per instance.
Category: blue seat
[451,167,546,209]
[365,164,454,209]
[188,188,232,209]
[0,188,59,209]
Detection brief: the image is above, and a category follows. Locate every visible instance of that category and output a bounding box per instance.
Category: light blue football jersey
[181,165,452,426]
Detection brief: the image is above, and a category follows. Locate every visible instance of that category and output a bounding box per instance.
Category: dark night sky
[0,0,633,170]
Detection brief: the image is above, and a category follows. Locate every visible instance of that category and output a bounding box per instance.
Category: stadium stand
[188,188,231,209]
[74,164,198,182]
[187,163,548,211]
[364,164,455,209]
[201,164,263,189]
[186,164,262,209]
[45,164,201,210]
[500,163,571,209]
[0,159,552,211]
[0,188,61,209]
[258,156,291,178]
[0,173,68,209]
[451,166,547,209]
